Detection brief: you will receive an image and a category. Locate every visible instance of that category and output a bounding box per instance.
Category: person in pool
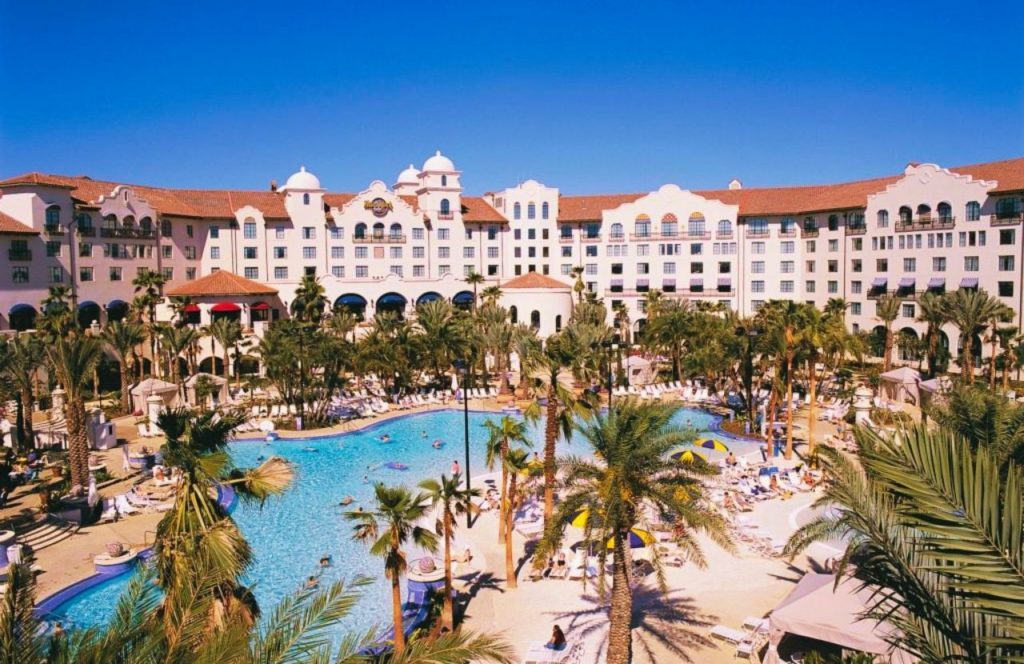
[305,576,319,590]
[339,496,355,506]
[319,555,332,568]
[451,460,461,476]
[421,431,427,438]
[379,434,391,443]
[432,439,443,449]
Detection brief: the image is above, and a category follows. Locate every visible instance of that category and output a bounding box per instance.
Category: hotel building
[1,153,1022,372]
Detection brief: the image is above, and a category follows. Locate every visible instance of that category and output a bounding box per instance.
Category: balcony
[747,228,770,238]
[800,227,819,238]
[580,235,602,243]
[991,213,1024,226]
[895,216,955,232]
[559,235,575,243]
[352,234,407,244]
[77,226,96,237]
[629,233,653,242]
[716,231,734,240]
[8,249,31,261]
[778,228,798,238]
[43,224,64,235]
[845,225,867,236]
[99,227,157,239]
[684,231,711,241]
[436,211,454,221]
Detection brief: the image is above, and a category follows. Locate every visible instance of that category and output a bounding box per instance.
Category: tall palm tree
[291,273,327,324]
[157,324,199,397]
[501,447,532,589]
[997,327,1023,392]
[346,483,438,656]
[101,320,145,412]
[464,271,485,311]
[540,400,732,664]
[207,317,242,381]
[132,270,166,377]
[39,284,75,336]
[874,293,902,373]
[757,300,810,459]
[785,424,1024,661]
[420,473,479,630]
[415,298,460,384]
[571,266,585,307]
[916,291,951,378]
[481,284,503,305]
[47,335,103,488]
[948,288,1005,385]
[484,416,531,543]
[644,299,692,381]
[986,301,1015,389]
[2,334,44,448]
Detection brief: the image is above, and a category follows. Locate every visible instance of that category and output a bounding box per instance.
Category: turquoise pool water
[47,407,754,635]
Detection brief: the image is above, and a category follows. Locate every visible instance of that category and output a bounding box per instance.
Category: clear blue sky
[2,1,1022,195]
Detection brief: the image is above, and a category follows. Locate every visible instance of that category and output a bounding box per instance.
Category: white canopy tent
[879,367,921,405]
[918,375,953,411]
[184,372,229,407]
[764,573,915,663]
[130,378,179,414]
[624,355,654,386]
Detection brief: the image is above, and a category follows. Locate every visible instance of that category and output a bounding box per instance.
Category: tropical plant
[501,447,532,590]
[785,424,1024,662]
[483,416,531,543]
[756,300,811,459]
[346,483,438,656]
[47,335,104,488]
[539,400,732,664]
[290,273,327,324]
[415,299,461,385]
[873,293,901,373]
[1,333,44,448]
[644,299,692,381]
[132,270,167,377]
[948,288,1005,385]
[101,320,145,413]
[916,292,951,378]
[39,285,76,336]
[207,317,242,381]
[419,473,479,630]
[464,271,485,310]
[481,284,503,305]
[157,324,199,395]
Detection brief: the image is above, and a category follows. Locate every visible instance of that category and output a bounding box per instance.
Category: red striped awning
[210,302,241,313]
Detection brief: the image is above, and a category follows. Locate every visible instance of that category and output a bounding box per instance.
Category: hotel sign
[365,198,393,218]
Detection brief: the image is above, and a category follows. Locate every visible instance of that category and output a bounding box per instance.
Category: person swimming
[387,462,409,471]
[421,431,427,438]
[256,455,265,462]
[305,576,319,590]
[378,434,391,443]
[339,496,354,506]
[303,446,317,452]
[432,439,443,449]
[319,555,332,568]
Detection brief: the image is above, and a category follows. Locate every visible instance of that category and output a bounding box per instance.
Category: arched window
[610,223,624,240]
[302,193,310,206]
[513,203,521,220]
[354,223,367,239]
[717,219,732,235]
[661,214,678,237]
[802,216,816,232]
[45,205,60,227]
[441,175,448,187]
[542,202,549,219]
[103,214,117,230]
[76,213,92,231]
[827,215,839,231]
[440,199,450,215]
[780,217,794,234]
[966,201,981,221]
[389,223,402,239]
[937,202,952,222]
[634,215,651,238]
[372,222,385,238]
[687,212,706,237]
[122,215,135,229]
[555,315,562,332]
[877,210,889,228]
[509,305,518,324]
[528,203,536,219]
[898,206,913,224]
[530,310,540,330]
[139,217,152,235]
[917,204,931,219]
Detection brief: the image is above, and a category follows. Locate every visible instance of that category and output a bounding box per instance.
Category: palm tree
[101,320,145,413]
[464,271,485,310]
[540,400,732,664]
[644,299,692,381]
[420,473,479,630]
[785,424,1024,661]
[484,416,531,543]
[158,324,199,397]
[1,334,43,448]
[39,284,75,336]
[415,299,460,384]
[948,288,1005,385]
[501,447,532,589]
[132,270,166,377]
[997,327,1023,392]
[346,483,438,656]
[571,266,585,307]
[207,317,242,381]
[986,302,1015,389]
[916,291,951,378]
[47,335,103,488]
[291,273,327,324]
[874,293,902,373]
[757,300,810,459]
[481,284,503,305]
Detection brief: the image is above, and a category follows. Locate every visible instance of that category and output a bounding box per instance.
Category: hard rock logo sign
[364,197,393,218]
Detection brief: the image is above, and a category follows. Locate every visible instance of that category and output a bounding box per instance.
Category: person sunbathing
[546,625,567,651]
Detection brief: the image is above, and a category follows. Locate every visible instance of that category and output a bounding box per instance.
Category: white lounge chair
[99,498,118,522]
[114,494,139,515]
[710,625,748,644]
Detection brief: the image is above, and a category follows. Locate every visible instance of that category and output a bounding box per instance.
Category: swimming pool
[45,406,755,635]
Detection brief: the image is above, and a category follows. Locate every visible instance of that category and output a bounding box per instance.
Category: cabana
[878,366,921,405]
[624,355,654,386]
[918,375,953,411]
[764,573,915,663]
[130,378,180,414]
[184,372,229,407]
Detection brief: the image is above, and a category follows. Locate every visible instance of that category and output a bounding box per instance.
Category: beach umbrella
[670,449,706,463]
[569,508,604,528]
[607,528,654,550]
[697,438,729,452]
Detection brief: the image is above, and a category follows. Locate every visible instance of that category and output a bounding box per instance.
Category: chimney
[270,179,278,192]
[728,178,742,190]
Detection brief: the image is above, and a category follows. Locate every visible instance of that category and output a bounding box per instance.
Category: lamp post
[602,336,621,409]
[454,359,472,529]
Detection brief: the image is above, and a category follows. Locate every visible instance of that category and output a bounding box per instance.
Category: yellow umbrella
[670,449,706,463]
[569,508,603,528]
[607,528,655,549]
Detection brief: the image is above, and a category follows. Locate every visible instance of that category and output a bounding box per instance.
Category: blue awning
[105,299,128,310]
[610,279,624,287]
[690,278,704,288]
[9,303,36,315]
[718,277,732,287]
[337,294,367,307]
[927,278,945,288]
[898,278,915,288]
[452,291,475,304]
[960,277,979,288]
[872,277,888,287]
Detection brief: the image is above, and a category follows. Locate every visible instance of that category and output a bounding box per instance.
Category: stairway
[14,515,80,551]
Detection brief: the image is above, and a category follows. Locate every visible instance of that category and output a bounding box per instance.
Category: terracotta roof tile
[461,196,507,223]
[557,194,646,222]
[501,272,571,289]
[165,270,278,298]
[695,175,901,216]
[0,211,36,235]
[952,157,1024,194]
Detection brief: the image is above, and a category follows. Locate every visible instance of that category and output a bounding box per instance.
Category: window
[45,241,60,257]
[877,210,889,228]
[109,267,122,281]
[805,280,815,293]
[780,217,795,235]
[330,226,342,240]
[718,219,732,235]
[274,247,287,259]
[966,201,981,221]
[441,175,448,186]
[851,281,862,294]
[806,260,816,273]
[902,303,915,318]
[781,280,794,293]
[687,213,706,237]
[904,258,916,272]
[438,228,450,241]
[828,239,838,252]
[243,221,257,239]
[1001,229,1016,245]
[463,246,475,259]
[937,202,952,222]
[274,267,288,279]
[79,242,92,257]
[244,247,258,259]
[356,266,368,278]
[332,246,344,259]
[827,215,839,231]
[664,262,676,274]
[303,193,310,206]
[781,241,794,254]
[852,259,862,272]
[965,256,980,271]
[541,202,549,219]
[79,267,93,282]
[185,246,197,260]
[527,229,536,240]
[689,243,702,256]
[160,219,172,237]
[186,268,196,280]
[302,227,316,240]
[415,265,427,277]
[527,203,536,219]
[302,247,316,260]
[635,217,651,238]
[637,262,650,274]
[751,242,765,254]
[513,203,521,220]
[210,246,221,260]
[689,262,702,274]
[828,260,838,273]
[332,266,344,278]
[440,199,450,216]
[413,228,424,240]
[390,246,402,259]
[184,224,194,239]
[413,246,425,259]
[752,261,765,274]
[487,225,498,240]
[438,247,450,258]
[781,261,794,273]
[828,281,838,294]
[586,223,600,239]
[852,238,862,251]
[877,258,888,272]
[244,267,259,279]
[851,303,862,315]
[487,246,499,259]
[275,227,285,240]
[751,280,765,293]
[933,257,946,272]
[999,255,1015,271]
[391,265,403,277]
[806,240,816,252]
[304,266,316,277]
[44,205,60,227]
[161,267,173,281]
[999,282,1014,297]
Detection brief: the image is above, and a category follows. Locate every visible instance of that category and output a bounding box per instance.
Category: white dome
[396,164,420,186]
[282,166,321,191]
[422,150,455,172]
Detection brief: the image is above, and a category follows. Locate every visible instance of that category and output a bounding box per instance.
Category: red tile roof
[557,194,646,221]
[953,156,1024,194]
[462,196,507,223]
[0,211,36,235]
[165,270,278,298]
[502,273,571,289]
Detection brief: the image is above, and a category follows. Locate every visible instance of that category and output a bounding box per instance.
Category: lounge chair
[709,625,748,644]
[136,423,149,438]
[114,494,139,515]
[99,498,118,522]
